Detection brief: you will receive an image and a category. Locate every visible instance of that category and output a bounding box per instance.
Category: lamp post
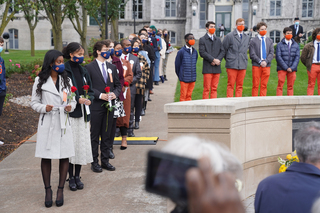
[105,0,108,39]
[2,32,9,54]
[252,5,258,29]
[133,0,136,34]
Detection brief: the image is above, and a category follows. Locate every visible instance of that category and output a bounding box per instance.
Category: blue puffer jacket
[175,46,198,83]
[0,57,6,95]
[276,38,300,71]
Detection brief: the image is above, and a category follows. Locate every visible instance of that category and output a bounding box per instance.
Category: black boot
[115,127,120,137]
[68,176,77,191]
[164,75,168,81]
[134,121,139,129]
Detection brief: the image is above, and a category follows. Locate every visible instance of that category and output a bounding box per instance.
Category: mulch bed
[0,73,38,162]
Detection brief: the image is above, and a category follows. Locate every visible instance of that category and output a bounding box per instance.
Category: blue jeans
[153,51,160,82]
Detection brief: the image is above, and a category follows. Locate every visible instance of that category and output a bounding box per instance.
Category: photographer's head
[294,122,320,165]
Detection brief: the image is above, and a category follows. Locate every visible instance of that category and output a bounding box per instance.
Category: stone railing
[164,96,320,199]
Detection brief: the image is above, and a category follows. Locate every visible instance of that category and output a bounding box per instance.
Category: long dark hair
[36,50,70,97]
[163,29,170,43]
[312,28,320,41]
[62,42,83,59]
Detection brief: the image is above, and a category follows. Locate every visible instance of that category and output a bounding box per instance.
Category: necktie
[101,63,108,83]
[317,43,320,62]
[261,37,266,60]
[125,56,127,60]
[240,34,242,40]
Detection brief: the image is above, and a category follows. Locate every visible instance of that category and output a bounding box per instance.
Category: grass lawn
[174,55,313,102]
[1,50,48,65]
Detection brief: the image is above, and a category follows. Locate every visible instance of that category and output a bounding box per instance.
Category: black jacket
[65,61,94,122]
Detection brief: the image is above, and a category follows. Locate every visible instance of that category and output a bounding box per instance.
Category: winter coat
[175,46,198,83]
[301,41,316,72]
[0,57,6,95]
[276,38,300,72]
[31,76,76,159]
[199,33,225,74]
[223,29,250,70]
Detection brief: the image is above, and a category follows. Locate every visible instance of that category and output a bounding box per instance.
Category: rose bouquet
[82,85,91,128]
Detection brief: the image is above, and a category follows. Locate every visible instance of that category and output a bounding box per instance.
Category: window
[242,0,249,25]
[270,0,281,16]
[199,0,206,29]
[9,29,18,49]
[89,16,101,26]
[119,0,125,19]
[302,0,313,18]
[119,33,124,40]
[50,30,54,46]
[132,0,143,19]
[165,0,176,17]
[270,30,281,43]
[169,31,176,44]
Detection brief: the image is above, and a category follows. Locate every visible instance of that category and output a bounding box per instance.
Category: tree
[0,0,20,36]
[86,0,127,41]
[20,0,42,56]
[67,0,88,55]
[40,0,72,51]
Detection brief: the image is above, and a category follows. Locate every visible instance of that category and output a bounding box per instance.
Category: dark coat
[65,61,94,121]
[223,29,250,70]
[85,59,121,111]
[254,162,320,213]
[111,56,125,101]
[301,41,316,72]
[249,36,274,67]
[127,54,142,96]
[276,38,300,71]
[0,57,6,95]
[289,24,303,43]
[175,46,198,83]
[199,34,225,74]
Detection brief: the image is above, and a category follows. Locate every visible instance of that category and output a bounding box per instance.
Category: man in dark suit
[255,122,320,213]
[289,17,303,43]
[120,39,142,137]
[249,21,274,96]
[85,40,121,172]
[199,21,225,99]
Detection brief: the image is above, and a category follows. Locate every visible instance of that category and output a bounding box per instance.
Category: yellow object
[286,154,292,160]
[292,155,299,162]
[279,164,287,173]
[113,137,159,141]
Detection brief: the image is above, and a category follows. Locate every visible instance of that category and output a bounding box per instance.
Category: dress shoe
[148,97,152,101]
[120,146,127,150]
[75,176,84,190]
[154,81,159,85]
[134,121,139,129]
[107,148,115,159]
[141,108,145,116]
[128,131,135,137]
[44,186,52,208]
[91,162,102,173]
[160,76,164,83]
[55,186,64,207]
[164,75,168,81]
[115,131,120,137]
[68,176,77,191]
[149,90,154,94]
[101,162,116,171]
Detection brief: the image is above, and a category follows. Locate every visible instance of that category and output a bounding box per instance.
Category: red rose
[168,43,171,47]
[124,82,129,87]
[150,43,153,46]
[157,38,159,41]
[105,87,110,93]
[71,86,77,93]
[83,85,90,90]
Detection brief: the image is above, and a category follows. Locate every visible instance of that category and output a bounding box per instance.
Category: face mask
[152,31,156,35]
[52,64,65,73]
[133,47,139,53]
[0,47,3,53]
[208,28,216,34]
[148,32,153,36]
[124,46,132,53]
[164,34,168,36]
[237,25,245,32]
[188,39,195,46]
[110,48,114,55]
[142,39,148,44]
[316,35,320,41]
[101,51,111,59]
[285,34,293,40]
[259,30,267,36]
[115,49,122,57]
[295,22,299,25]
[72,56,84,64]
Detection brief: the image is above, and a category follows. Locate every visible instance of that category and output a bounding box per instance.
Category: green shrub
[3,93,13,107]
[5,63,23,77]
[307,35,312,43]
[20,58,43,73]
[88,37,103,56]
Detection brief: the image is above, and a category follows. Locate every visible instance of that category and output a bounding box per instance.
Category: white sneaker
[0,141,4,145]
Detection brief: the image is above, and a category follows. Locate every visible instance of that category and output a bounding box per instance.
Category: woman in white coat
[31,50,76,208]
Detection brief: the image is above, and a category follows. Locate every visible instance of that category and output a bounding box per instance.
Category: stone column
[233,0,242,20]
[207,0,215,22]
[190,0,199,31]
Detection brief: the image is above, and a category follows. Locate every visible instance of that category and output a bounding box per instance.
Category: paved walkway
[0,52,178,213]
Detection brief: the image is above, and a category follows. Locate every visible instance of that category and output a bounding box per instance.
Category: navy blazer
[255,162,320,213]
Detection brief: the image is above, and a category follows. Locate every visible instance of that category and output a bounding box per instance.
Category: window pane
[302,3,307,9]
[200,3,205,11]
[276,31,280,36]
[165,2,170,8]
[308,10,313,17]
[302,10,307,17]
[276,1,281,7]
[166,10,170,17]
[138,0,142,3]
[276,8,281,16]
[270,9,275,16]
[270,1,275,9]
[270,31,274,36]
[172,9,176,17]
[276,37,280,43]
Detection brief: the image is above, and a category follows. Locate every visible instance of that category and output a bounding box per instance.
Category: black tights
[68,163,82,177]
[41,158,69,202]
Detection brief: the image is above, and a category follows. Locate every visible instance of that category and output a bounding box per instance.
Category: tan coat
[301,41,315,72]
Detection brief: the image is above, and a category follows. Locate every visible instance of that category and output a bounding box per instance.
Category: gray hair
[161,136,243,180]
[312,197,320,213]
[294,121,320,163]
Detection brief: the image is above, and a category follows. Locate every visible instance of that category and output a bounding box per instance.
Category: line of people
[30,24,171,208]
[175,18,320,101]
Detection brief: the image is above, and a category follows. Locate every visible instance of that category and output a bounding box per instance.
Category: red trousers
[252,66,270,96]
[227,69,246,97]
[276,70,296,96]
[203,73,220,99]
[307,64,320,95]
[180,81,195,101]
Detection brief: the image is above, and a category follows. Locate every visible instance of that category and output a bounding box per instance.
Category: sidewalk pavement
[0,51,178,213]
